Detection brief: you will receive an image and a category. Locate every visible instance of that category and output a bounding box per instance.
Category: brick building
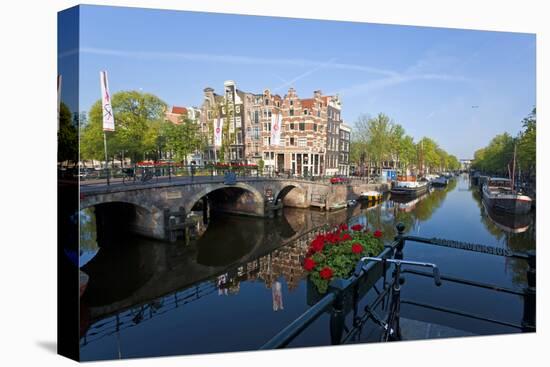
[339,124,351,175]
[200,81,251,163]
[199,81,350,176]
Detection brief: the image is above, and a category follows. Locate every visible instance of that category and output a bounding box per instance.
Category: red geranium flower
[374,230,383,238]
[325,232,340,244]
[351,224,363,231]
[310,238,325,253]
[303,257,316,271]
[341,233,352,241]
[351,243,364,254]
[339,223,348,231]
[319,267,334,280]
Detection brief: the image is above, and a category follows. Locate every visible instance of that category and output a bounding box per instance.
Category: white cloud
[76,47,398,77]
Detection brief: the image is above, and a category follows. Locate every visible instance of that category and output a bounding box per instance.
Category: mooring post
[394,222,406,260]
[202,196,208,225]
[521,250,536,332]
[329,280,346,345]
[169,216,177,243]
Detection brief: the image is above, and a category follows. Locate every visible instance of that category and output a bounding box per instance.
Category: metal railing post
[521,250,536,332]
[394,222,406,260]
[329,284,345,345]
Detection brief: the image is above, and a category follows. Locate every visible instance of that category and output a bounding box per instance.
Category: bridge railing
[77,164,381,186]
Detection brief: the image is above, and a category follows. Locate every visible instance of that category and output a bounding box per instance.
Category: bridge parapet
[80,177,389,242]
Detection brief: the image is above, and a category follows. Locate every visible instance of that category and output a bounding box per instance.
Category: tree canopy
[471,108,535,177]
[350,113,459,175]
[80,90,167,163]
[58,102,78,164]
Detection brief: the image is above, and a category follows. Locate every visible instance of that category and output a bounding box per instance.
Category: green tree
[58,102,78,164]
[471,133,514,174]
[354,113,395,174]
[398,135,417,174]
[81,90,167,163]
[517,107,536,177]
[416,137,440,174]
[161,117,205,164]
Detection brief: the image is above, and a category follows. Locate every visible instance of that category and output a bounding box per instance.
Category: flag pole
[100,70,115,185]
[103,131,110,185]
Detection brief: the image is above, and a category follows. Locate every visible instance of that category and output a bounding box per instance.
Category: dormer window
[303,109,308,115]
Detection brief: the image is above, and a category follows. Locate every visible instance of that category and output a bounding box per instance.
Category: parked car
[330,175,351,184]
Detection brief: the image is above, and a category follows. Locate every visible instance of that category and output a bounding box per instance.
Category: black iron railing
[260,223,536,349]
[74,164,383,187]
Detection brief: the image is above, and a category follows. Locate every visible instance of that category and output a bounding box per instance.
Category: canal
[79,174,535,361]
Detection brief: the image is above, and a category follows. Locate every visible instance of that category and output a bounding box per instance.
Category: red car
[330,176,350,184]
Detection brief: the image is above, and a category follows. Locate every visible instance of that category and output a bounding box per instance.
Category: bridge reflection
[79,205,370,337]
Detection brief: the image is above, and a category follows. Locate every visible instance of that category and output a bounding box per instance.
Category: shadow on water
[196,216,263,267]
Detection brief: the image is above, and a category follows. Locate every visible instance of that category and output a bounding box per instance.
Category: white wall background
[0,0,547,366]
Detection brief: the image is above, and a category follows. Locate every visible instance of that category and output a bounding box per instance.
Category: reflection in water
[80,207,99,267]
[79,175,535,361]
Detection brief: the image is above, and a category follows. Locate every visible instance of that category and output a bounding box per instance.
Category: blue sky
[61,5,536,158]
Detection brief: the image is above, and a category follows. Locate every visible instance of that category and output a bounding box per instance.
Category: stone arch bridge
[80,177,387,242]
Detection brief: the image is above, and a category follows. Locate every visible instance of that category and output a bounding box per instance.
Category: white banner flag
[271,113,282,146]
[57,74,62,132]
[100,71,115,131]
[214,117,224,147]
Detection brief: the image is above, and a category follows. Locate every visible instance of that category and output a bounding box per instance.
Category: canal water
[79,175,535,361]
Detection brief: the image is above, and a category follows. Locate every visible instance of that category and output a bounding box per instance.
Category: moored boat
[359,190,383,201]
[481,178,532,215]
[431,175,448,187]
[482,200,531,233]
[391,180,429,197]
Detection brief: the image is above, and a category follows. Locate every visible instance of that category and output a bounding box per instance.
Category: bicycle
[353,256,442,341]
[122,167,157,185]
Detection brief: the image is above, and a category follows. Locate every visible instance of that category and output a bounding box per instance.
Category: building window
[303,109,308,115]
[298,138,307,147]
[299,122,305,131]
[290,109,294,116]
[265,99,269,105]
[263,137,271,146]
[254,110,259,123]
[236,105,241,113]
[268,111,272,118]
[290,100,294,106]
[290,137,295,146]
[290,123,295,130]
[313,124,317,132]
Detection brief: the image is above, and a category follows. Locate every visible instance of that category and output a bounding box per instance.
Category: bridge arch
[81,199,165,244]
[184,182,266,217]
[273,183,309,208]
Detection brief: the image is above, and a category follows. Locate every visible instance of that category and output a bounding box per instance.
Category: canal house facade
[195,81,349,176]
